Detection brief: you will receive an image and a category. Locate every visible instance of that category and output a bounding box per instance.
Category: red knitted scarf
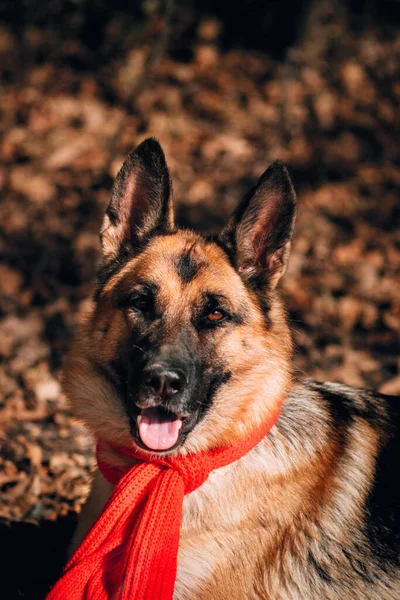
[47,406,281,600]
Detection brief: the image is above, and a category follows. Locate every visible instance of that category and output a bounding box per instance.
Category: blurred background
[0,0,399,597]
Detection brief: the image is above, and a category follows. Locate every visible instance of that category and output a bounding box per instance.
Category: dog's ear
[100,138,174,261]
[219,161,296,289]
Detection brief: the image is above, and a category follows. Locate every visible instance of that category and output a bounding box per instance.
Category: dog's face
[64,139,296,455]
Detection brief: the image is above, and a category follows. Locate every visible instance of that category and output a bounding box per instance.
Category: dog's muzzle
[128,359,201,453]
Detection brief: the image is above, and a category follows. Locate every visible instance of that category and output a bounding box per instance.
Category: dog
[64,138,399,599]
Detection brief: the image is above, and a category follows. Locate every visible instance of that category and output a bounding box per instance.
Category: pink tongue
[138,408,182,451]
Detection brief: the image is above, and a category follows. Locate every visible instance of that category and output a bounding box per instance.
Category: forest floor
[0,6,399,598]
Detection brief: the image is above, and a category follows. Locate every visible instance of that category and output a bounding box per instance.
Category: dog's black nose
[143,365,187,398]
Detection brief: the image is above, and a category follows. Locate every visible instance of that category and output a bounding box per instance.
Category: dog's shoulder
[294,379,398,424]
[292,380,400,569]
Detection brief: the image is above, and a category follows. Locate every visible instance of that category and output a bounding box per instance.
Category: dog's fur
[65,139,400,599]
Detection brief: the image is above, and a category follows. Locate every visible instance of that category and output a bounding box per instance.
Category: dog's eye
[131,295,152,312]
[206,309,226,323]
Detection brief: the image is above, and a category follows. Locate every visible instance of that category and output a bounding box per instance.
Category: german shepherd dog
[65,139,399,599]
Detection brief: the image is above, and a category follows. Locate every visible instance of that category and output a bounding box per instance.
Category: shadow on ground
[1,517,76,600]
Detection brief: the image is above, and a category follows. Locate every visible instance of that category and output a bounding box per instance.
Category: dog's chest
[173,451,280,600]
[175,466,239,599]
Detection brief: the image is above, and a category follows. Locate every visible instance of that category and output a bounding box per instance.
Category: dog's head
[65,139,296,455]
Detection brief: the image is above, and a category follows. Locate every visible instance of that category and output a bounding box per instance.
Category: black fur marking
[304,381,400,567]
[196,370,232,423]
[311,383,355,429]
[244,276,272,328]
[363,393,400,567]
[116,281,160,320]
[341,547,374,582]
[205,370,232,411]
[307,551,334,584]
[206,234,236,268]
[177,252,200,283]
[96,246,135,294]
[305,381,389,429]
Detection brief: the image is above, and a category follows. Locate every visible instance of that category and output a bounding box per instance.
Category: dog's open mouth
[130,405,200,453]
[136,407,183,451]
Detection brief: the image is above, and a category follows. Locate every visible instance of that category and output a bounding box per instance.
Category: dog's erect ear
[219,161,296,289]
[100,138,174,261]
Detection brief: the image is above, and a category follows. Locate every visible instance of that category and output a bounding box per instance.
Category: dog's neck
[96,441,139,473]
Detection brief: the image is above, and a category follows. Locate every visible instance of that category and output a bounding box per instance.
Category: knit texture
[47,406,281,600]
